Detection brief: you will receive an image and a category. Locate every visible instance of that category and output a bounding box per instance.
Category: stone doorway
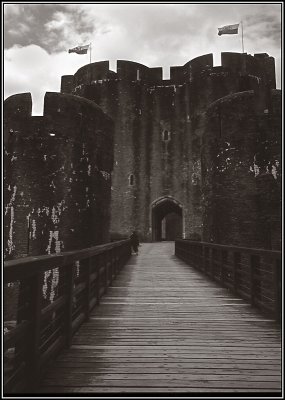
[151,197,183,241]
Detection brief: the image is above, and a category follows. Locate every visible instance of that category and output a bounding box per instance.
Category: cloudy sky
[3,2,282,115]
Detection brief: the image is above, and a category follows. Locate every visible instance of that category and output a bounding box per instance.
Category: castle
[4,52,281,260]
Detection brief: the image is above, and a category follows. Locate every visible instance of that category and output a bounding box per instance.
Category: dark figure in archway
[130,231,139,255]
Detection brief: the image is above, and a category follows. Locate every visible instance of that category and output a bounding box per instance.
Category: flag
[218,23,239,36]
[68,44,89,54]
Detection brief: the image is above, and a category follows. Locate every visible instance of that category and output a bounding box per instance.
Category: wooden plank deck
[40,242,281,394]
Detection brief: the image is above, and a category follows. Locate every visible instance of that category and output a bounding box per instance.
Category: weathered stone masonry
[60,52,281,248]
[202,88,281,250]
[4,51,281,255]
[4,92,113,260]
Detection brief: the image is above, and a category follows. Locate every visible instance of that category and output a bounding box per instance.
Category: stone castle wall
[202,88,281,250]
[4,92,113,260]
[59,52,279,245]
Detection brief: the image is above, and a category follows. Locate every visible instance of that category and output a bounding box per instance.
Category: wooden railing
[175,240,281,322]
[4,240,131,394]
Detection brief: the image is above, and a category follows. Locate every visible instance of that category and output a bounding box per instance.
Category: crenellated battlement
[4,92,113,156]
[117,60,163,82]
[60,52,276,94]
[221,52,276,87]
[4,93,33,118]
[4,92,112,121]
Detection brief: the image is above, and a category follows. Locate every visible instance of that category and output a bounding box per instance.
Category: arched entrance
[151,197,183,241]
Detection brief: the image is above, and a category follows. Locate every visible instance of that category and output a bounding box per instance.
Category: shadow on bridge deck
[40,242,281,394]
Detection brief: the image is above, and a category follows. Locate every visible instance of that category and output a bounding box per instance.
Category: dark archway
[152,197,183,241]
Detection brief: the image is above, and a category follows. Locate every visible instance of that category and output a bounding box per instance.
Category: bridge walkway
[40,242,281,394]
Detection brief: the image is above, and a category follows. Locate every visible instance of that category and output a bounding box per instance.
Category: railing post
[187,241,191,264]
[209,248,214,279]
[27,273,43,392]
[250,255,260,307]
[105,252,109,291]
[203,246,209,274]
[233,252,240,294]
[65,264,74,348]
[114,248,118,278]
[198,244,203,271]
[201,245,204,272]
[95,256,101,305]
[220,250,227,287]
[109,249,114,286]
[250,255,255,306]
[85,258,91,321]
[274,257,281,322]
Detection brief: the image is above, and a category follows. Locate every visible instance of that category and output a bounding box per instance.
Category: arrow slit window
[162,130,171,141]
[129,174,134,186]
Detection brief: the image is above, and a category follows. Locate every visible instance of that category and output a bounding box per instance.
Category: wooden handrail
[175,239,281,256]
[4,239,131,394]
[4,240,130,281]
[175,239,281,323]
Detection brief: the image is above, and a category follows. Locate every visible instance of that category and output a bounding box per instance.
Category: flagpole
[89,42,92,63]
[241,20,244,53]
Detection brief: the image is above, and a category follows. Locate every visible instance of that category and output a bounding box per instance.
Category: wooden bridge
[4,240,281,395]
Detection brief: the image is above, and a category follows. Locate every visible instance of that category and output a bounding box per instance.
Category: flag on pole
[68,44,90,54]
[218,23,239,36]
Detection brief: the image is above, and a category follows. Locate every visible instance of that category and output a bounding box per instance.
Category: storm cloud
[4,3,281,115]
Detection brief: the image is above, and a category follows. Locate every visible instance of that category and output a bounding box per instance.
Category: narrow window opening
[136,69,140,81]
[162,130,170,141]
[129,174,134,186]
